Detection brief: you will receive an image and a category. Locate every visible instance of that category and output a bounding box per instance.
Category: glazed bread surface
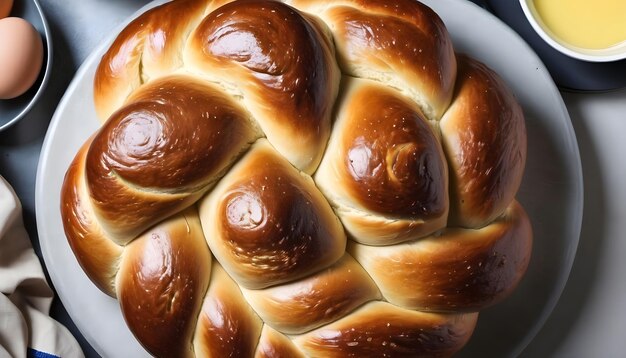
[61,0,533,356]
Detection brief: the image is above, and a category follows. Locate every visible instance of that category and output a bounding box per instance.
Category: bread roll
[289,0,457,120]
[293,301,478,357]
[198,139,346,289]
[241,254,381,334]
[441,54,527,229]
[61,138,122,296]
[315,78,449,245]
[255,325,306,358]
[193,262,263,357]
[94,0,209,121]
[185,0,341,173]
[349,201,532,311]
[116,207,211,358]
[84,75,259,243]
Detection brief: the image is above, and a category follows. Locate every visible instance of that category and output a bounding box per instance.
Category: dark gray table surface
[1,1,622,357]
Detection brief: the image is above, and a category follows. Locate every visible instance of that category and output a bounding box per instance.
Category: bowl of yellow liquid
[520,0,626,62]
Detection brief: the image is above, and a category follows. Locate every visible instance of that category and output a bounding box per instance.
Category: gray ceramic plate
[0,0,53,132]
[36,0,583,356]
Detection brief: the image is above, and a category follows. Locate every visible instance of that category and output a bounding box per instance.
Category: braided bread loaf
[61,0,532,356]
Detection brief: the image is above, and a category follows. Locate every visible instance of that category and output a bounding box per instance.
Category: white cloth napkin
[0,176,83,358]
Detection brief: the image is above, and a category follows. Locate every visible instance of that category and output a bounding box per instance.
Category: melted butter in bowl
[520,0,626,62]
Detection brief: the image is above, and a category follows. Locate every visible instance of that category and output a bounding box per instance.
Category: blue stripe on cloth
[27,348,61,358]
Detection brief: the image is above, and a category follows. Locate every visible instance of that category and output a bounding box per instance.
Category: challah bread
[256,325,307,358]
[61,138,123,295]
[315,78,449,245]
[293,302,478,357]
[288,0,457,121]
[198,139,346,289]
[193,262,263,357]
[441,54,527,229]
[116,207,211,358]
[240,254,381,334]
[349,201,532,312]
[85,74,258,242]
[61,0,533,356]
[94,0,209,121]
[185,0,341,173]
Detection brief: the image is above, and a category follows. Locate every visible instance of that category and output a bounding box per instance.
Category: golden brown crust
[350,201,532,312]
[199,139,346,289]
[441,54,527,229]
[290,0,456,119]
[336,81,447,217]
[242,254,381,334]
[334,206,448,246]
[185,0,340,173]
[92,75,258,190]
[315,79,448,245]
[93,0,209,121]
[255,325,306,358]
[293,301,478,358]
[63,1,531,356]
[61,139,123,297]
[193,262,263,358]
[115,207,211,358]
[86,75,259,242]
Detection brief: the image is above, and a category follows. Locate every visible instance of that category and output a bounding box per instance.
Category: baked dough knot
[61,0,532,356]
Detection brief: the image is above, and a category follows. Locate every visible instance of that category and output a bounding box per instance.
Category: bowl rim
[519,0,626,63]
[0,0,53,132]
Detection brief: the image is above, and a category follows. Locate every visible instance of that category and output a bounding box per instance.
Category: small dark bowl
[0,0,53,132]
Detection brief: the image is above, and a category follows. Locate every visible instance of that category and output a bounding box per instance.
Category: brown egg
[0,17,43,99]
[0,0,12,19]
